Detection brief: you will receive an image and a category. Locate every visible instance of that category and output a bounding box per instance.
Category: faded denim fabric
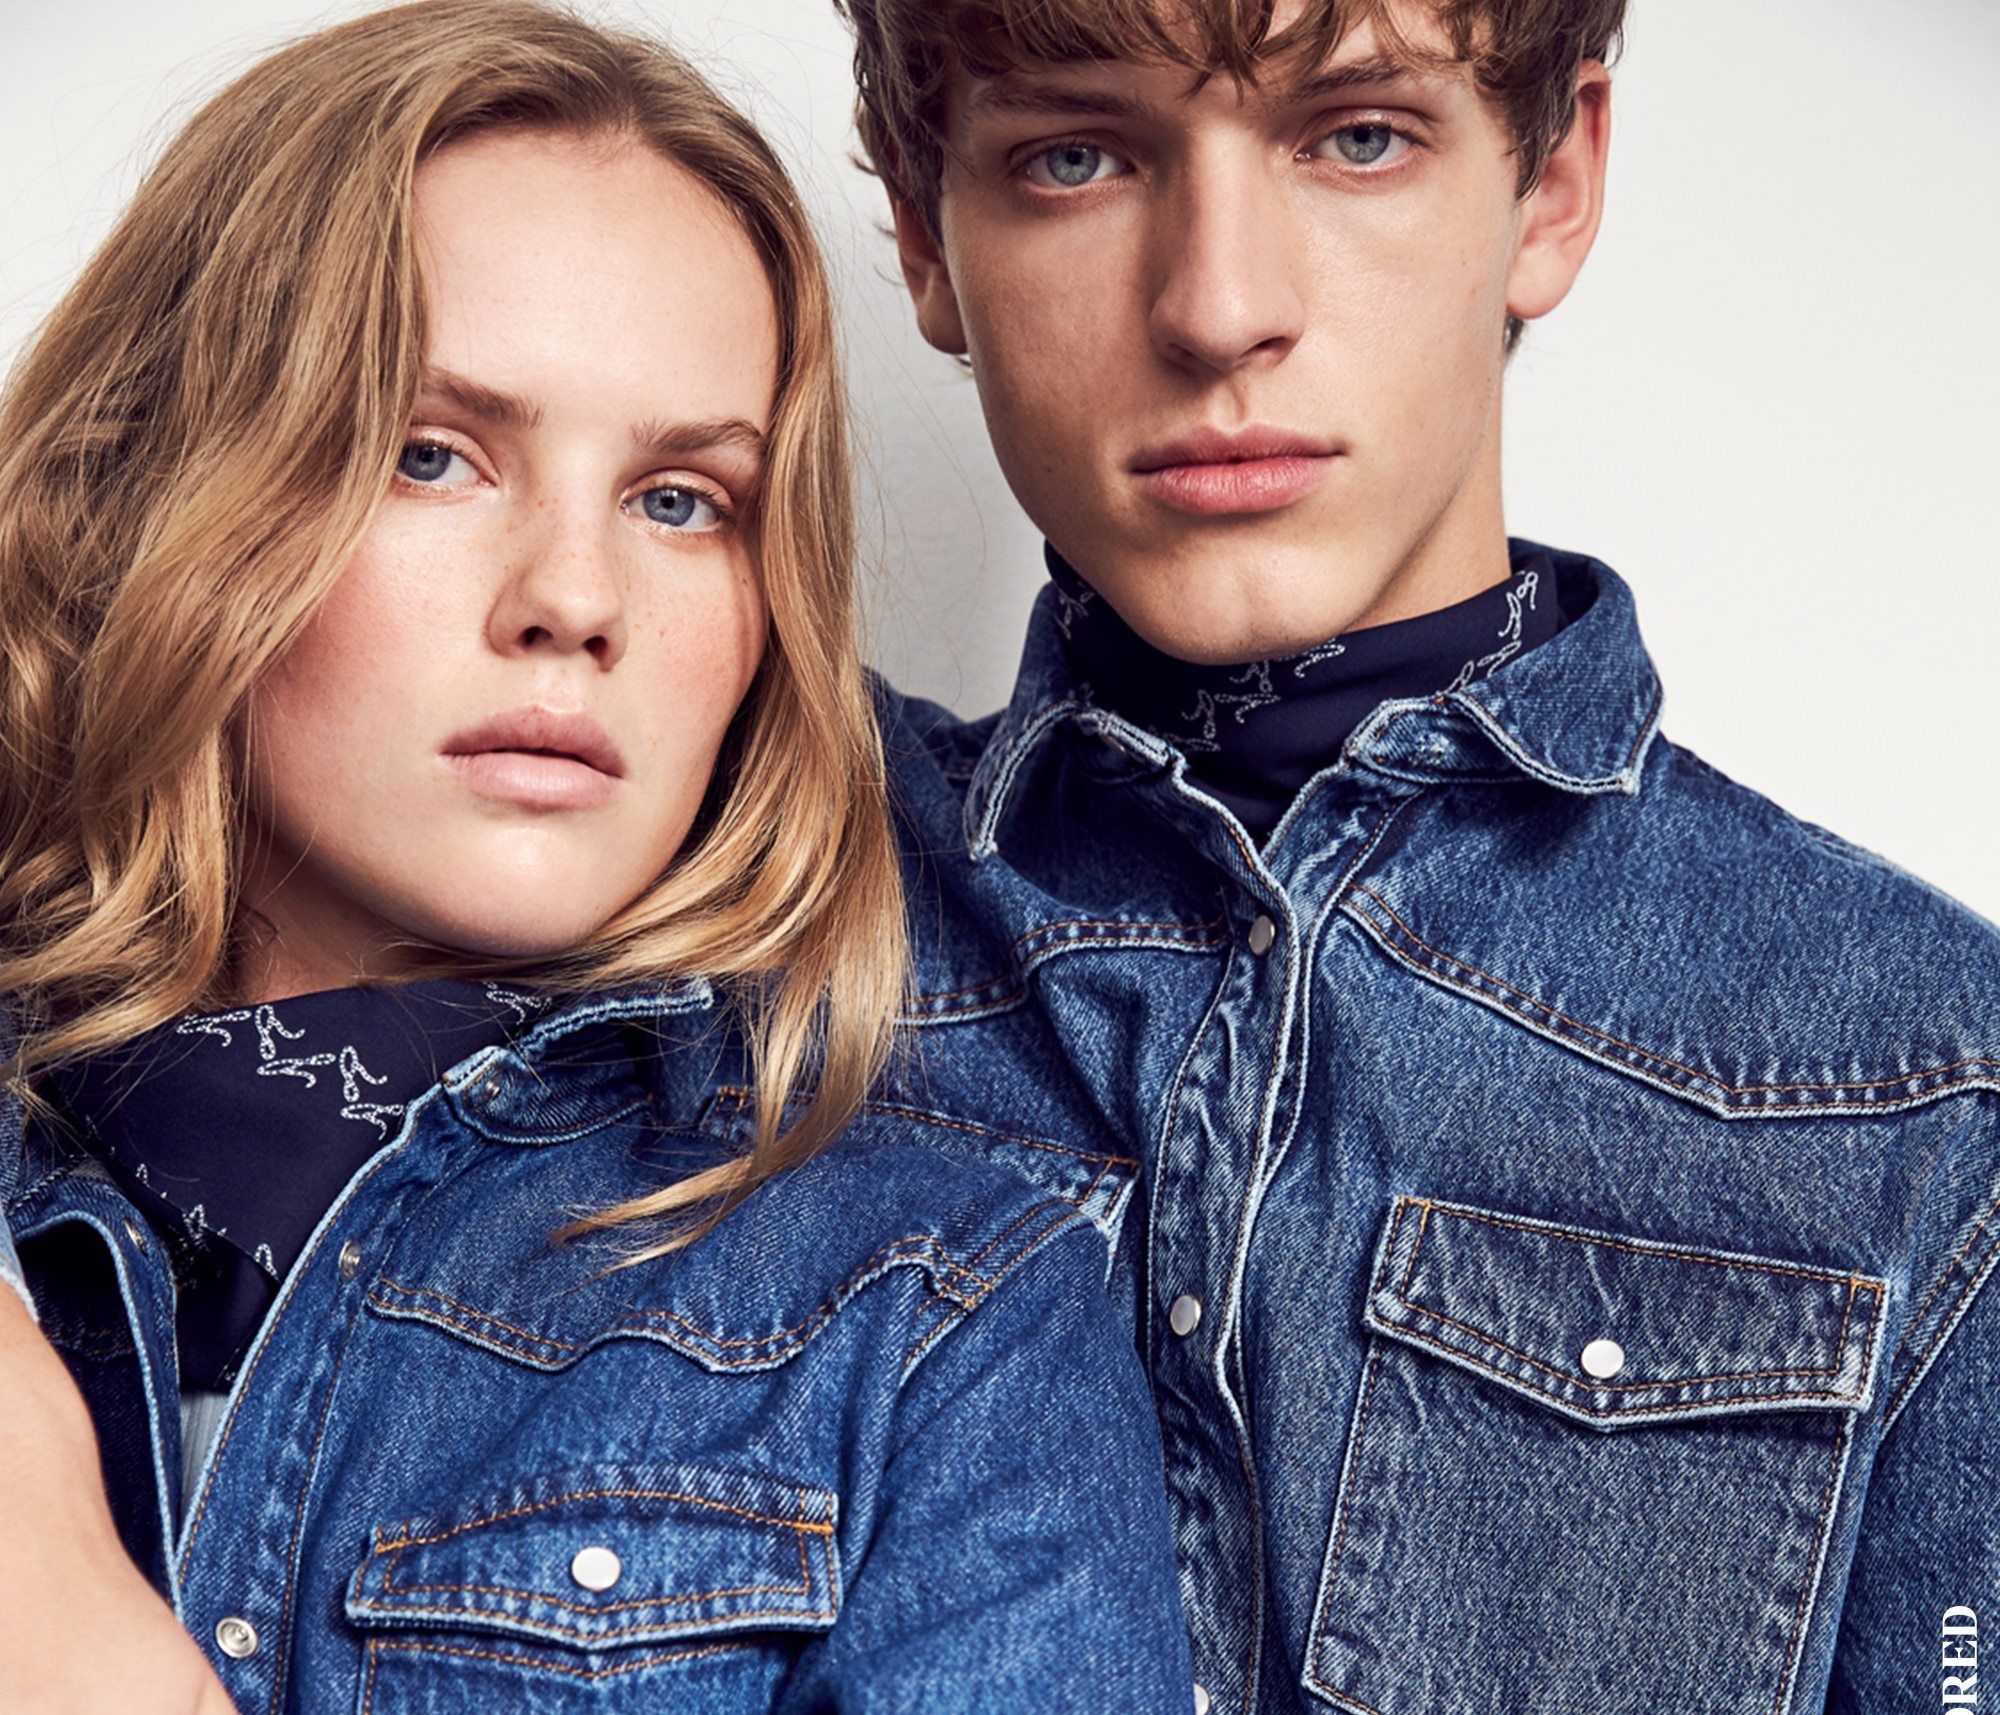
[874,544,2000,1715]
[0,985,1194,1713]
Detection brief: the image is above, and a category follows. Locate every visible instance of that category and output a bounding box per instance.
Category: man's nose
[1147,148,1307,377]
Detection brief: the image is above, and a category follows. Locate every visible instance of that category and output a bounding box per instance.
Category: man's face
[900,5,1604,664]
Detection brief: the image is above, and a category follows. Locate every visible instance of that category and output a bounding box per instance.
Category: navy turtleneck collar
[1045,539,1569,839]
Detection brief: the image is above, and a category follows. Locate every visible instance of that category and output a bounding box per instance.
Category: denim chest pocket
[1304,1195,1887,1715]
[345,1462,839,1712]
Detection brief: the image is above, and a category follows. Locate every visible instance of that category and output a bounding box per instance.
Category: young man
[832,1,2000,1711]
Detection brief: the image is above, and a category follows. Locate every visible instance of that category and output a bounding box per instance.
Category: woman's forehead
[413,130,780,432]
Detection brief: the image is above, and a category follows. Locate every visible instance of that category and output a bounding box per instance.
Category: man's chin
[1090,571,1393,667]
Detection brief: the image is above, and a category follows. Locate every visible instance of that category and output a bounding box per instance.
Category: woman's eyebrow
[634,417,768,464]
[419,367,542,428]
[414,372,765,465]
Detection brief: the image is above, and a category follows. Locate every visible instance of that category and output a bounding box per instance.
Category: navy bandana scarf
[1045,539,1569,840]
[47,978,554,1389]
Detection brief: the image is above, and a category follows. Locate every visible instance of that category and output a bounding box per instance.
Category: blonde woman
[0,5,1189,1710]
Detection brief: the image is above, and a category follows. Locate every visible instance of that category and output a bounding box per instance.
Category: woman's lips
[439,706,625,809]
[441,749,622,810]
[1135,454,1337,516]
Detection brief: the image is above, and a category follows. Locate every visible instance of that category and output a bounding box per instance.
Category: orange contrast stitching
[375,1484,831,1552]
[1351,886,2000,1099]
[364,1635,759,1688]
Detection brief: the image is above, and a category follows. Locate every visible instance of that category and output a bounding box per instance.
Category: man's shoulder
[873,675,1000,797]
[1643,735,2000,989]
[1360,731,2000,1119]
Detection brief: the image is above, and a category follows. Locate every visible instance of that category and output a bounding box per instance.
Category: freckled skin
[237,131,779,1000]
[897,2,1608,665]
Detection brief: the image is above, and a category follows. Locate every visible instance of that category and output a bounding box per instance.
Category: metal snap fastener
[1168,1294,1203,1337]
[1580,1337,1626,1380]
[215,1615,259,1659]
[570,1545,623,1593]
[1247,915,1276,956]
[122,1218,149,1254]
[337,1240,363,1282]
[477,1073,504,1105]
[1194,1684,1212,1715]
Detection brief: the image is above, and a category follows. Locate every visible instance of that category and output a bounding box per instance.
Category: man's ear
[1506,63,1612,326]
[890,195,969,356]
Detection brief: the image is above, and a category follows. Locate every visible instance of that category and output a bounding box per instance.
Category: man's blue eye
[640,486,718,530]
[1321,124,1401,166]
[398,441,462,483]
[1028,143,1125,190]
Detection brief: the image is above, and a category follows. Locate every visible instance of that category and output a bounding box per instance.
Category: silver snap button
[477,1073,504,1105]
[122,1218,149,1254]
[1247,915,1276,956]
[1580,1337,1626,1380]
[1194,1684,1212,1715]
[1168,1294,1203,1337]
[337,1239,363,1281]
[214,1615,259,1659]
[570,1545,623,1593]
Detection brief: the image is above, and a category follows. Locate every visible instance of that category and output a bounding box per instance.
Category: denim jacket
[0,985,1195,1712]
[873,545,2000,1715]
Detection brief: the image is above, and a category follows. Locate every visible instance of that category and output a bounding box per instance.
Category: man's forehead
[956,4,1467,119]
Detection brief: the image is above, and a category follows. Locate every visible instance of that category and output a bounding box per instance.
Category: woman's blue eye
[638,486,720,531]
[1314,124,1406,167]
[397,441,471,484]
[1027,143,1127,191]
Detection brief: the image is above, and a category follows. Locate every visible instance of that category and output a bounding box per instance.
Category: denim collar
[963,543,1664,862]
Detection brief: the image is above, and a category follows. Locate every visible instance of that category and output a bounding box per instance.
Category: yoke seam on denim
[901,1199,1091,1373]
[1892,1177,2000,1373]
[1882,1183,2000,1427]
[1351,886,2000,1103]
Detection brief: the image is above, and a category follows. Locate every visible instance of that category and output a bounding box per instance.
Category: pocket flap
[1363,1195,1887,1429]
[345,1462,840,1648]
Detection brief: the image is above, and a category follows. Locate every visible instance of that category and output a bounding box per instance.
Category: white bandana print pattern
[1052,580,1096,639]
[1291,639,1348,677]
[1162,565,1543,753]
[1177,662,1281,754]
[174,984,541,1140]
[1445,566,1541,695]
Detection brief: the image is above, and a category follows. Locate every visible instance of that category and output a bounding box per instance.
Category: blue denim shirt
[873,545,2000,1715]
[0,985,1195,1712]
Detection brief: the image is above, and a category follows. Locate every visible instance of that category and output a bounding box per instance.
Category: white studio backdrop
[4,0,1997,922]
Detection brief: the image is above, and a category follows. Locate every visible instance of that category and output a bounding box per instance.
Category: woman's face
[239,128,778,1000]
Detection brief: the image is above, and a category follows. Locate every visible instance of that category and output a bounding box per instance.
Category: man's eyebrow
[1280,53,1438,105]
[634,417,768,465]
[966,77,1155,123]
[419,368,542,429]
[967,52,1434,124]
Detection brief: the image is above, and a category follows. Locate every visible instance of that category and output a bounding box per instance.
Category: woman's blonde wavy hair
[0,0,905,1254]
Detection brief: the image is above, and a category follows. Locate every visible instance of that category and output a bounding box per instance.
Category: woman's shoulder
[644,1093,1129,1375]
[380,1083,1131,1390]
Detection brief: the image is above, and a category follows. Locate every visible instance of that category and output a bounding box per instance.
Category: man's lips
[1129,425,1343,517]
[439,707,625,810]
